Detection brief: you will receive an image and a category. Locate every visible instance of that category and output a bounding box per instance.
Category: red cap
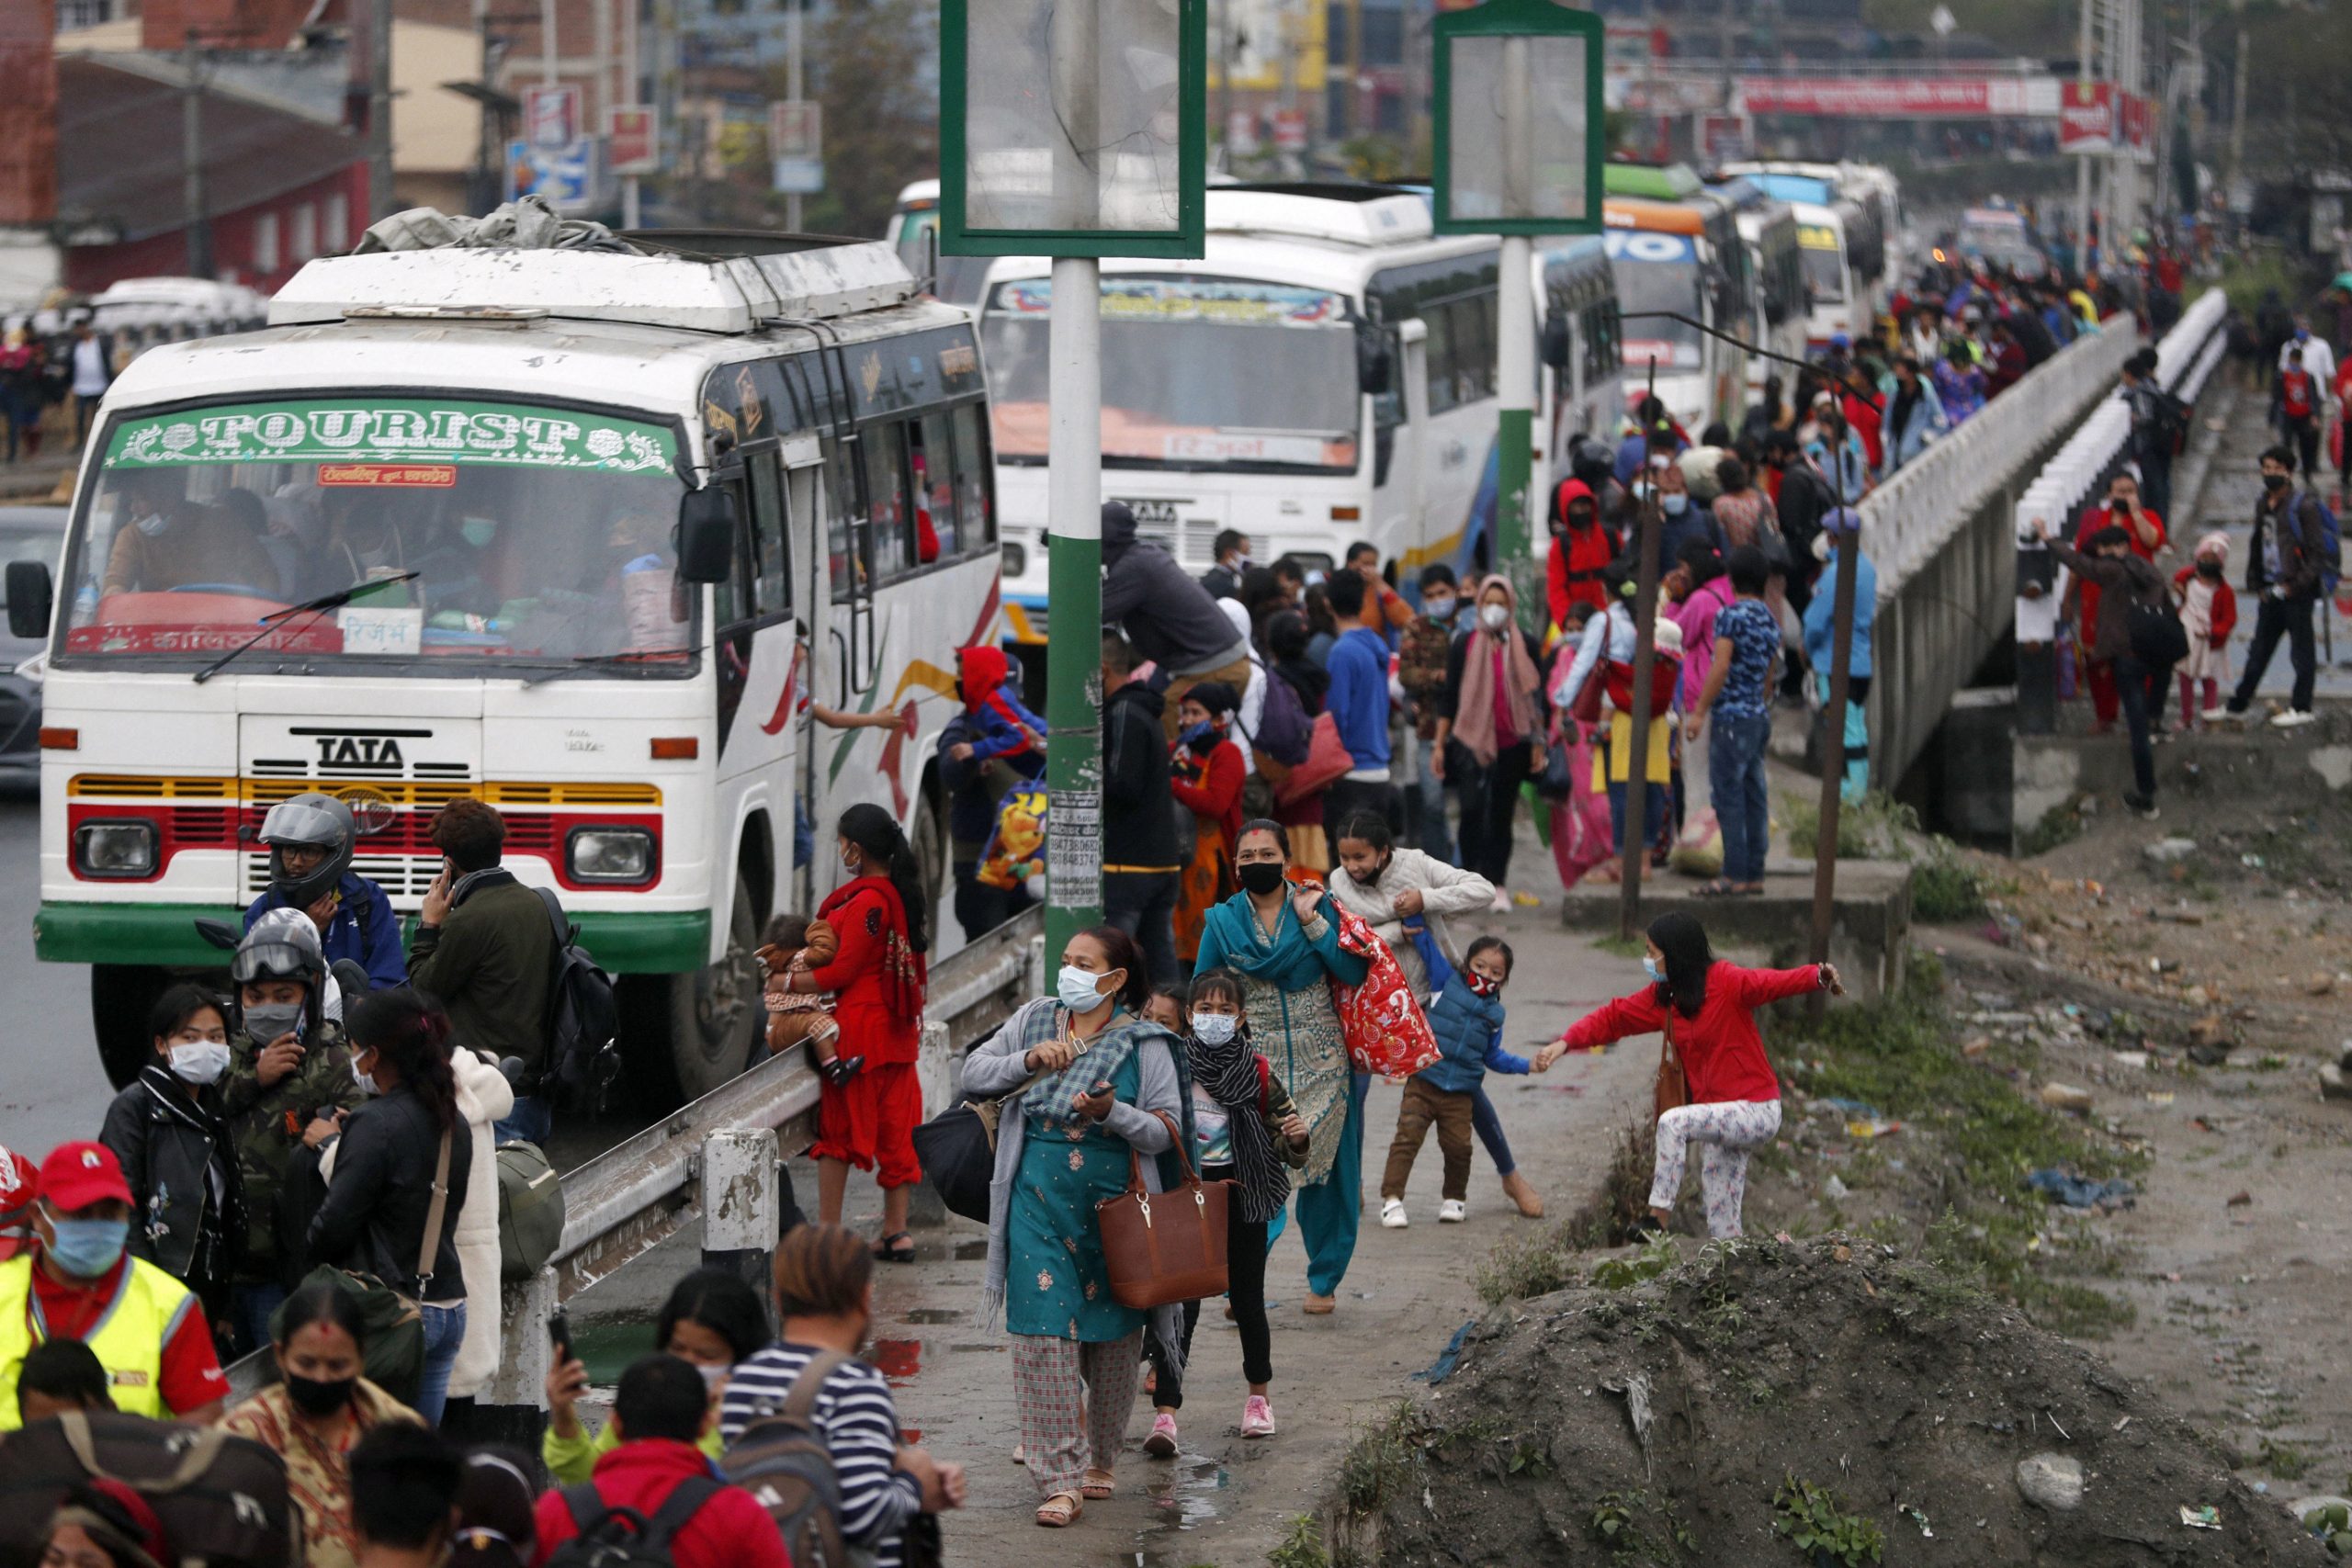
[40,1142,133,1213]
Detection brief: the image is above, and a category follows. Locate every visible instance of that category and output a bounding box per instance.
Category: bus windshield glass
[982,276,1361,474]
[1799,237,1847,301]
[1606,243,1705,371]
[58,395,696,673]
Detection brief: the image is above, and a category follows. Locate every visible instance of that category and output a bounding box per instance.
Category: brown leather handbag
[1654,1007,1689,1122]
[1096,1112,1234,1309]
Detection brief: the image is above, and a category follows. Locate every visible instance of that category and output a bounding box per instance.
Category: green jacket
[220,1018,363,1280]
[407,872,555,1077]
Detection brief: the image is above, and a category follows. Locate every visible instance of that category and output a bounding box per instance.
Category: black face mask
[283,1371,356,1418]
[1237,862,1287,897]
[2197,560,2222,578]
[2263,472,2290,491]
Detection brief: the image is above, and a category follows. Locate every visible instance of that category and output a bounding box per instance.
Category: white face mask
[1057,964,1114,1013]
[1190,1011,1238,1045]
[1479,603,1510,631]
[695,1362,731,1394]
[351,1055,379,1096]
[168,1039,232,1086]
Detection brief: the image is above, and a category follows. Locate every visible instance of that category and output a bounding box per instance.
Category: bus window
[862,421,915,581]
[745,448,790,618]
[1424,305,1460,413]
[826,441,860,599]
[917,408,959,558]
[947,402,993,549]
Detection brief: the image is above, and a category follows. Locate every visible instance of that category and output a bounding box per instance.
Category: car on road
[0,505,63,792]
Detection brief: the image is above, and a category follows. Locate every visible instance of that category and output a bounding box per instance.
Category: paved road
[0,799,120,1156]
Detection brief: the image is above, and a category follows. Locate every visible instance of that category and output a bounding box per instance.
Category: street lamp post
[1430,0,1602,624]
[942,0,1204,962]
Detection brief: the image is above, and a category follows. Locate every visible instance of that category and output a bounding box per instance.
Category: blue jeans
[1605,781,1668,852]
[416,1301,469,1427]
[1411,735,1455,863]
[1708,712,1772,884]
[493,1095,550,1146]
[1469,1083,1514,1178]
[232,1281,288,1358]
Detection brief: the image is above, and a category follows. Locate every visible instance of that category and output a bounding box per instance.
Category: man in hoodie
[1098,502,1253,741]
[1100,630,1184,985]
[1545,478,1619,632]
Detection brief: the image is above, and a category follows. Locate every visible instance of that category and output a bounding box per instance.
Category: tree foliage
[805,0,941,237]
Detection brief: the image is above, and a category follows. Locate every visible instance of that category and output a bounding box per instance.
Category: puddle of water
[901,1307,961,1324]
[1137,1458,1229,1537]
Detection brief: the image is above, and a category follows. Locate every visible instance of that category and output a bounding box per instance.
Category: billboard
[2060,81,2112,152]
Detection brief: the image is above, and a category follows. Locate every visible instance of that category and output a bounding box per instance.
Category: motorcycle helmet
[1570,436,1614,496]
[232,907,330,1039]
[258,792,356,908]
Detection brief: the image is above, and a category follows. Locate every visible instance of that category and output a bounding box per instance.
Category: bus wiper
[192,572,421,684]
[519,651,689,688]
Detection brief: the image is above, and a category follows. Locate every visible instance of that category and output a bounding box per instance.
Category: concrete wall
[2013,719,2352,848]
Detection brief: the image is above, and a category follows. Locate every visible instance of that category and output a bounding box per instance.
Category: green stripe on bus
[37,902,714,975]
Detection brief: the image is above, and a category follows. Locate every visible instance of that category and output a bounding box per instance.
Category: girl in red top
[1170,682,1245,966]
[1544,913,1838,1238]
[786,803,930,1263]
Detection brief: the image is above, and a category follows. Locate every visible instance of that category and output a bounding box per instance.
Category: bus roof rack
[270,233,918,335]
[1206,184,1432,247]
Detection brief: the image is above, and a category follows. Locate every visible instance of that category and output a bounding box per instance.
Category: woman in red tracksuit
[784,803,931,1263]
[1545,479,1620,630]
[1545,911,1839,1238]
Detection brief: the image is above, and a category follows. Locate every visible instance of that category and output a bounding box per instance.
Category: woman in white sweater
[446,1045,514,1415]
[1325,812,1542,1217]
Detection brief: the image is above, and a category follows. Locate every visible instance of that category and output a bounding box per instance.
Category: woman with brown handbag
[958,925,1188,1530]
[1542,913,1838,1240]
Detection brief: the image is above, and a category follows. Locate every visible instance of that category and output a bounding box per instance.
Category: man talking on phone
[407,799,557,1143]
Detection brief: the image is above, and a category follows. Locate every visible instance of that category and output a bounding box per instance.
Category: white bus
[1537,236,1626,467]
[1793,200,1862,355]
[981,184,1517,642]
[21,236,1002,1100]
[882,179,995,305]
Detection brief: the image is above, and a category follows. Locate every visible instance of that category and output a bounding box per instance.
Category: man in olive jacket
[407,798,554,1143]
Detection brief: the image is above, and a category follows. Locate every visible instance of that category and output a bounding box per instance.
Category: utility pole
[1496,37,1535,616]
[1806,477,1860,1022]
[541,0,557,85]
[785,0,803,232]
[181,34,212,277]
[2076,0,2094,261]
[2225,0,2245,210]
[620,0,641,228]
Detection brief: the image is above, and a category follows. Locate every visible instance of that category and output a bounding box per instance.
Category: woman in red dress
[781,802,930,1262]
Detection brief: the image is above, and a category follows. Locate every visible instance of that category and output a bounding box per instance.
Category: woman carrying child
[1137,976,1307,1453]
[756,913,858,1086]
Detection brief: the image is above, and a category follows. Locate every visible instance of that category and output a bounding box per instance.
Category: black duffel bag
[0,1411,301,1568]
[909,1001,1051,1224]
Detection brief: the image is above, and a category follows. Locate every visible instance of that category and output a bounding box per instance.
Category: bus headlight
[74,818,158,878]
[567,827,656,884]
[1001,540,1028,577]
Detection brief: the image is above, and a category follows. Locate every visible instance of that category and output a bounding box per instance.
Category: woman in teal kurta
[1193,819,1369,1314]
[964,924,1187,1529]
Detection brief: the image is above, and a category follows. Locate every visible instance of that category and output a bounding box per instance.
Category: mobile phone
[547,1310,572,1364]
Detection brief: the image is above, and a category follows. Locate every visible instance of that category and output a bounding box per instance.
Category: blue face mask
[1642,956,1664,983]
[1662,494,1689,517]
[1178,719,1216,748]
[44,1214,130,1278]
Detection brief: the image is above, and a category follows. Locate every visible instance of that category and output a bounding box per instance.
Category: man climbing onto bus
[1099,502,1254,743]
[243,794,407,992]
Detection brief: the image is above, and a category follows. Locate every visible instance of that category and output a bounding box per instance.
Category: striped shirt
[718,1341,922,1568]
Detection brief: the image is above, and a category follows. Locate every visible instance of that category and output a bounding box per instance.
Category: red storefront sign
[2060,81,2113,152]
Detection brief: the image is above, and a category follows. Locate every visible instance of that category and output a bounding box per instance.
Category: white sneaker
[1438,1199,1466,1223]
[1380,1198,1408,1229]
[2270,708,2318,728]
[1489,888,1511,912]
[2199,703,2233,723]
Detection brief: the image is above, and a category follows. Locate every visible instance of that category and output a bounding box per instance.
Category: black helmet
[231,908,329,1037]
[1570,436,1613,494]
[258,792,356,908]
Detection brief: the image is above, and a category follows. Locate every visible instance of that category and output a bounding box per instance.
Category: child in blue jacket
[1379,936,1543,1225]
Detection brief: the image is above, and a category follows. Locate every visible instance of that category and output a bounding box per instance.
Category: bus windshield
[1800,243,1847,301]
[58,395,696,673]
[1609,258,1705,370]
[982,276,1361,474]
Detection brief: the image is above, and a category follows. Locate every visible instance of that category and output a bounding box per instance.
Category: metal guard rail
[1865,312,2144,594]
[222,905,1046,1403]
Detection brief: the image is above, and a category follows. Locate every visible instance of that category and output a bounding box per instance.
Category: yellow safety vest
[0,1252,194,1428]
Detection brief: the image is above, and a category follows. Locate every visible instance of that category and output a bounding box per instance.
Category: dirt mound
[1318,1238,2325,1566]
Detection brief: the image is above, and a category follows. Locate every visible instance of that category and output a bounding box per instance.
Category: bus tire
[667,874,763,1103]
[910,780,948,914]
[93,963,174,1089]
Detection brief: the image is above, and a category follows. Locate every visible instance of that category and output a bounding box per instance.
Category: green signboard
[103,399,678,475]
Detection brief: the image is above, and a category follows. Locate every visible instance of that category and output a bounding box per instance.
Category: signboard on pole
[522,85,582,148]
[607,106,659,175]
[1272,107,1308,151]
[2059,81,2113,152]
[506,137,608,214]
[1225,108,1260,156]
[769,100,823,195]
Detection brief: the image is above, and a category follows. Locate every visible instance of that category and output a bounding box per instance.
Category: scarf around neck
[1453,580,1542,766]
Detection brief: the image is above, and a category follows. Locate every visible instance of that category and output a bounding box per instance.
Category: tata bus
[1603,197,1746,435]
[979,184,1520,644]
[23,235,1001,1100]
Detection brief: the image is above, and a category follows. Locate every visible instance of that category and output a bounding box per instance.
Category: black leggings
[1143,1165,1271,1409]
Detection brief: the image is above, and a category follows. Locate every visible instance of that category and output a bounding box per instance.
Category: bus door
[784,431,828,915]
[713,436,802,923]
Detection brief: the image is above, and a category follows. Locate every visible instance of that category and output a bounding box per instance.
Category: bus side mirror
[1540,311,1570,370]
[1357,323,1393,398]
[6,561,52,641]
[675,486,738,584]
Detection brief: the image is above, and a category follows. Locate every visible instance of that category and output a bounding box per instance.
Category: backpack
[718,1349,866,1568]
[546,1478,721,1568]
[495,1137,566,1280]
[2150,389,2190,456]
[2127,589,2189,667]
[2303,491,2343,594]
[0,1410,301,1568]
[534,887,620,1112]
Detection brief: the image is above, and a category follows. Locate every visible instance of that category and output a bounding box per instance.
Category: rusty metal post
[1807,457,1861,1021]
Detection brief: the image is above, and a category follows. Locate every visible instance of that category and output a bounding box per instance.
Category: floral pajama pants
[1011,1329,1145,1497]
[1649,1099,1782,1238]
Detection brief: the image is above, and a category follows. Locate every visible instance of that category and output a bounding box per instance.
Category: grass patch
[1772,1474,1885,1565]
[2019,798,2087,858]
[1589,1488,1697,1561]
[1593,932,1646,960]
[1339,1402,1425,1513]
[1778,790,1988,920]
[1771,963,2143,1336]
[1267,1515,1329,1568]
